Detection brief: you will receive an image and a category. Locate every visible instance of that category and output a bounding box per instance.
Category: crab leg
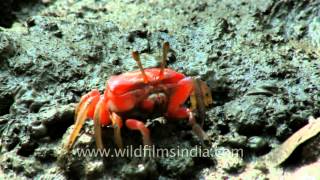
[125,119,151,146]
[167,77,193,118]
[74,89,100,121]
[65,90,100,150]
[111,112,123,148]
[93,97,110,149]
[188,110,209,141]
[167,77,209,141]
[190,78,212,127]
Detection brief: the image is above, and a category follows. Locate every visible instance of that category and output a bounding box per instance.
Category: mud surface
[1,0,320,179]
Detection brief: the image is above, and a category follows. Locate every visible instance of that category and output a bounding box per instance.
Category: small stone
[30,121,47,139]
[42,0,51,4]
[0,33,15,58]
[215,147,244,174]
[247,136,268,152]
[34,147,56,162]
[121,160,158,179]
[222,133,247,148]
[85,160,104,178]
[75,133,94,147]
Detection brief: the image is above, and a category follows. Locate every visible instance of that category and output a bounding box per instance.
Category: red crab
[65,42,212,150]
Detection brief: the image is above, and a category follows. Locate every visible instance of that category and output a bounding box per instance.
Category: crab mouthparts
[148,92,168,108]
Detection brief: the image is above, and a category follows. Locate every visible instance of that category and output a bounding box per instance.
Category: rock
[222,133,247,148]
[75,133,94,148]
[120,160,158,180]
[247,136,268,153]
[16,136,38,157]
[0,33,15,58]
[34,146,57,162]
[1,0,320,179]
[157,154,194,177]
[215,147,244,174]
[85,160,104,179]
[30,121,47,139]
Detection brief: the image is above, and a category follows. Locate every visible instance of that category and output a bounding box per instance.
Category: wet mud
[1,0,320,179]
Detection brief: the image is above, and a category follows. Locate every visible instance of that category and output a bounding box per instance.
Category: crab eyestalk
[132,51,149,83]
[159,42,170,80]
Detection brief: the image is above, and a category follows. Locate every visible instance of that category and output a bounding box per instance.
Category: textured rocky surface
[0,0,320,179]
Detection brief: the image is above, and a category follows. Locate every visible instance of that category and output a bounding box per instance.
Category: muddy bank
[1,0,320,179]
